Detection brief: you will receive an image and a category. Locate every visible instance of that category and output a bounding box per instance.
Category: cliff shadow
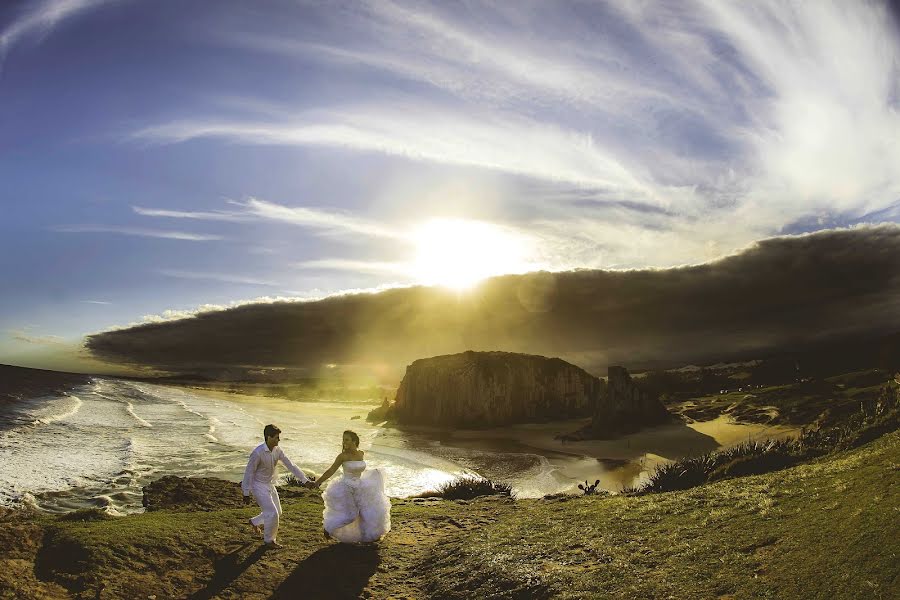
[270,543,380,599]
[190,543,266,600]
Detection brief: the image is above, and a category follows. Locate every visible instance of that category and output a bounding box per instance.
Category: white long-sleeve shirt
[242,443,309,496]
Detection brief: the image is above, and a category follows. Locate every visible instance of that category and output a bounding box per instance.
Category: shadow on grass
[271,544,380,599]
[190,542,267,600]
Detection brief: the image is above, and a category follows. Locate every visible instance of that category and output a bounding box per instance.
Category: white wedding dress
[322,460,391,543]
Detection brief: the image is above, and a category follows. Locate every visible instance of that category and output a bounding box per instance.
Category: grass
[419,430,900,599]
[631,381,900,494]
[11,425,896,598]
[668,369,890,427]
[3,378,898,598]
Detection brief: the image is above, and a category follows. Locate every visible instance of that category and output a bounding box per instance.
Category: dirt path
[183,498,515,600]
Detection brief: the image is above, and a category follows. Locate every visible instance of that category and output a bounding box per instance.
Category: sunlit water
[0,378,794,514]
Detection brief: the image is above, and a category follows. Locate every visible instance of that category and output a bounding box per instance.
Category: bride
[314,430,391,543]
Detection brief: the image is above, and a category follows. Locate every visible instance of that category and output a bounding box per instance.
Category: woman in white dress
[314,430,391,543]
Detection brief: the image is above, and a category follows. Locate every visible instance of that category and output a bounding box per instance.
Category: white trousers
[250,483,282,543]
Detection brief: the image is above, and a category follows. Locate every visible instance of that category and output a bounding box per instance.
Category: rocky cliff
[382,351,671,433]
[591,366,672,437]
[386,351,601,427]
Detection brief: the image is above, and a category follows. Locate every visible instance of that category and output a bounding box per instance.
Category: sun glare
[410,218,534,290]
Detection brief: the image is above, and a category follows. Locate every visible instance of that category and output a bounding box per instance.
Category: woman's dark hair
[264,424,281,439]
[343,430,360,447]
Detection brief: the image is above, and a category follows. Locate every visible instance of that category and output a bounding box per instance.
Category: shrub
[280,473,316,487]
[577,479,602,495]
[57,508,112,522]
[425,476,514,500]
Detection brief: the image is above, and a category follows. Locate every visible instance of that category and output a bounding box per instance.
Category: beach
[0,369,799,514]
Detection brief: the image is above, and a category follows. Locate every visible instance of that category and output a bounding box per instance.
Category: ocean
[0,377,794,514]
[0,378,580,513]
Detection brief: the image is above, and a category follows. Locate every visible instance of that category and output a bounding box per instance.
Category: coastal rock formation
[591,366,672,437]
[387,351,601,427]
[379,351,672,435]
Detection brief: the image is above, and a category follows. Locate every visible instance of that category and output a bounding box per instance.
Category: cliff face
[386,351,671,433]
[389,351,601,427]
[592,366,672,437]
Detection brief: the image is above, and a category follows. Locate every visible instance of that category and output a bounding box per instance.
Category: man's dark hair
[264,424,281,440]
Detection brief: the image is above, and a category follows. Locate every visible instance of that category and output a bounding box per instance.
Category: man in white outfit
[242,424,315,548]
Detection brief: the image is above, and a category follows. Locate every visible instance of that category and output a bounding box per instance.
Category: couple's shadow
[190,542,379,600]
[271,543,381,599]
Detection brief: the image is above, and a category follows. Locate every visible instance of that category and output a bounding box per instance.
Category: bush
[422,476,514,500]
[57,508,112,522]
[280,472,317,487]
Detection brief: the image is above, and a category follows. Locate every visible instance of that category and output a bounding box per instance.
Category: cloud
[81,300,111,305]
[293,258,408,275]
[85,225,900,376]
[157,269,277,286]
[133,111,656,204]
[240,198,401,239]
[134,198,405,241]
[11,329,67,345]
[132,206,246,221]
[0,0,112,58]
[133,0,900,263]
[53,225,225,241]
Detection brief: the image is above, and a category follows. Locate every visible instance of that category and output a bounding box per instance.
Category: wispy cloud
[123,1,900,273]
[293,258,408,275]
[53,225,224,241]
[10,329,67,345]
[133,111,658,206]
[81,300,111,305]
[187,1,900,237]
[240,198,402,238]
[135,198,405,240]
[132,206,245,221]
[0,0,112,58]
[157,269,277,286]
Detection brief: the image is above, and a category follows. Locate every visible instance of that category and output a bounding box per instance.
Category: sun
[409,218,534,290]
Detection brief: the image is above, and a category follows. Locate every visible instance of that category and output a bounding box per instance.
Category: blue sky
[2,0,899,372]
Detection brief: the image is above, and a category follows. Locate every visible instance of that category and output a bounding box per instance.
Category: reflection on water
[0,379,797,513]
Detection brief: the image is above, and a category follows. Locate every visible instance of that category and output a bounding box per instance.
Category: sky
[2,0,900,374]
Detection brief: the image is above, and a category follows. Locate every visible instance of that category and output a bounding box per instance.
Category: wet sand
[433,415,799,492]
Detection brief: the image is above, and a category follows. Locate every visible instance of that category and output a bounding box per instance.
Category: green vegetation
[2,424,894,598]
[577,480,603,495]
[415,476,514,500]
[2,363,898,598]
[665,368,890,426]
[420,430,900,599]
[634,380,900,494]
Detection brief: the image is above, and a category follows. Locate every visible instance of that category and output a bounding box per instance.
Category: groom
[242,424,315,549]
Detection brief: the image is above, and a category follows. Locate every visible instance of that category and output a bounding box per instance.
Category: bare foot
[248,518,263,537]
[264,541,284,550]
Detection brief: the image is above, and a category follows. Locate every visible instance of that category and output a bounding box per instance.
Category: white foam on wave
[31,395,83,425]
[125,401,153,428]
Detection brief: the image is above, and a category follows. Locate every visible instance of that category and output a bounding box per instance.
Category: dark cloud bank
[86,226,900,379]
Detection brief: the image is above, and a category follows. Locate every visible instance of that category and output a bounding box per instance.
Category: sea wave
[30,395,83,426]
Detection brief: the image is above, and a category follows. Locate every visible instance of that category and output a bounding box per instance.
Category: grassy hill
[3,428,897,599]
